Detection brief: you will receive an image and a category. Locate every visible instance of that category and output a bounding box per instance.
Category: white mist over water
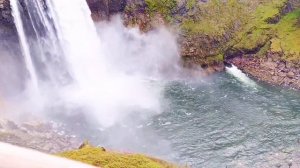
[96,16,181,79]
[7,0,181,130]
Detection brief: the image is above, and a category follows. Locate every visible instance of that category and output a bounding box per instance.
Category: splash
[226,65,257,87]
[7,0,181,128]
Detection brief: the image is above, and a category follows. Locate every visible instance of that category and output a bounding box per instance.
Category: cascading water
[10,0,70,89]
[10,0,39,90]
[9,0,179,127]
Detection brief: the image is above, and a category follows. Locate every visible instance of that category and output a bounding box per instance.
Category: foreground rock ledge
[59,144,180,168]
[0,142,97,168]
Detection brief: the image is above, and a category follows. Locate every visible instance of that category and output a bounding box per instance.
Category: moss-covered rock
[59,145,180,168]
[228,8,300,89]
[272,9,300,61]
[144,0,177,21]
[227,0,289,55]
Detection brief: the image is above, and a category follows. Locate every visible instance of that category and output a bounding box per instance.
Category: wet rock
[0,119,80,153]
[87,0,127,21]
[261,61,277,70]
[228,55,300,90]
[287,71,295,78]
[278,72,287,77]
[6,120,18,130]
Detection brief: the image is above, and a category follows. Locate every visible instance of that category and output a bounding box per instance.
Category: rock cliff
[0,0,15,38]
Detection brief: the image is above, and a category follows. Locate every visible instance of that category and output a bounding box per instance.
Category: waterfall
[9,0,180,127]
[48,0,107,85]
[10,0,39,90]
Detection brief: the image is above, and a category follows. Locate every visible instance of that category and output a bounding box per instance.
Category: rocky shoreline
[228,55,300,90]
[0,119,80,153]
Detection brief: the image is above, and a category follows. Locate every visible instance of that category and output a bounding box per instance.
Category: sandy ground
[0,142,97,168]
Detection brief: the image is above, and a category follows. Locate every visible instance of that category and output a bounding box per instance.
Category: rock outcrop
[0,0,12,25]
[87,0,127,21]
[225,2,300,89]
[229,55,300,89]
[0,0,15,39]
[0,119,80,153]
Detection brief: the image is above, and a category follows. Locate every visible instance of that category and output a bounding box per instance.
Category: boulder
[287,71,295,78]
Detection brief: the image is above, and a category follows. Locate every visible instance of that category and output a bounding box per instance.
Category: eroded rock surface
[0,119,80,153]
[229,55,300,89]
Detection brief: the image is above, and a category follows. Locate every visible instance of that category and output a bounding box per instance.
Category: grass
[273,9,300,61]
[230,0,288,52]
[145,0,177,21]
[206,54,224,64]
[59,145,180,168]
[186,0,197,10]
[181,0,249,36]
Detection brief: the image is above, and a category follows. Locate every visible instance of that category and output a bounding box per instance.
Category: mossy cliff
[93,0,300,84]
[59,144,180,168]
[229,8,300,89]
[120,0,300,88]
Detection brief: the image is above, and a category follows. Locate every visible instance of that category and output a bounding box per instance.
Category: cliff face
[0,0,12,25]
[0,0,15,38]
[228,20,300,89]
[87,0,127,21]
[120,0,300,89]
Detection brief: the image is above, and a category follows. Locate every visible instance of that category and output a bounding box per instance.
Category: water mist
[3,0,181,158]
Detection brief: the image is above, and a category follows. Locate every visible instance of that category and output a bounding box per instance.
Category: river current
[151,71,300,167]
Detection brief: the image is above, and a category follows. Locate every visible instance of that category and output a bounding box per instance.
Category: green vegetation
[272,9,300,61]
[233,6,300,61]
[135,0,299,64]
[206,54,224,64]
[145,0,177,21]
[186,0,197,10]
[59,145,180,168]
[257,41,271,58]
[181,0,248,36]
[230,0,287,52]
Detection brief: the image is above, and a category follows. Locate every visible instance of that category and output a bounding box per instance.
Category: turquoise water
[151,72,300,167]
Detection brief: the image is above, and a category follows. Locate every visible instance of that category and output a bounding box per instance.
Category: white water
[9,0,180,128]
[226,65,257,87]
[10,0,39,90]
[23,0,69,87]
[48,0,165,127]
